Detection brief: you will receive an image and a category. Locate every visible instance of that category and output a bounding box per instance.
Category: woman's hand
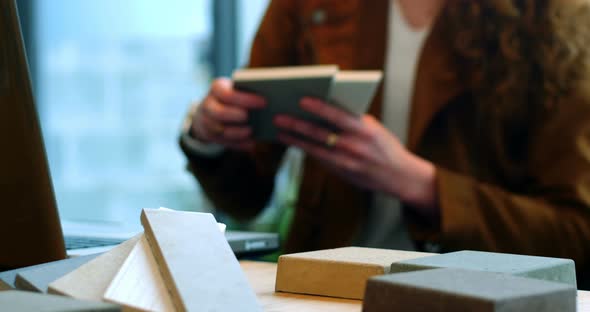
[274,97,439,218]
[190,78,266,151]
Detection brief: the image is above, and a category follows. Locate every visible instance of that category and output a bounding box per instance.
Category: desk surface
[240,261,590,312]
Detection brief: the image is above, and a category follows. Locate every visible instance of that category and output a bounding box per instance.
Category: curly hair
[441,0,590,112]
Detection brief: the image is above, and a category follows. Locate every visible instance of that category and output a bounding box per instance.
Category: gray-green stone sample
[390,250,576,287]
[0,290,121,311]
[363,268,576,312]
[15,253,100,293]
[1,254,99,291]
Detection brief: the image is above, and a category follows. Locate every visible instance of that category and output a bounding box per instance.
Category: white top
[354,0,430,250]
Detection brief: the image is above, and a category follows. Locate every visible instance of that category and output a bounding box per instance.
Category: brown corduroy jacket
[181,0,590,273]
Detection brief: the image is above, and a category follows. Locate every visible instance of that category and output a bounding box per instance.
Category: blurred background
[15,0,299,235]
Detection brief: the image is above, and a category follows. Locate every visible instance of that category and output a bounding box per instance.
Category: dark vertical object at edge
[15,0,37,97]
[0,0,67,268]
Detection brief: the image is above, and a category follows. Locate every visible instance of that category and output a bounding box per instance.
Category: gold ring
[326,133,339,148]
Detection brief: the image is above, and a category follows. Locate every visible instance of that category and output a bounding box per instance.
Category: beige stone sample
[103,235,175,312]
[15,254,99,293]
[141,208,261,312]
[275,247,435,299]
[48,235,140,300]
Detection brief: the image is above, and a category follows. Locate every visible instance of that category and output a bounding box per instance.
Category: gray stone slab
[0,290,120,311]
[363,268,576,312]
[391,250,576,287]
[2,261,63,291]
[0,269,19,290]
[1,254,99,292]
[15,254,100,293]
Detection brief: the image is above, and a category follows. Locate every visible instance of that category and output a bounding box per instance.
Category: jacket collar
[408,13,468,151]
[356,1,467,151]
[355,0,389,119]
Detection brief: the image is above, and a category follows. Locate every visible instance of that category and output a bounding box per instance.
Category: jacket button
[311,9,326,25]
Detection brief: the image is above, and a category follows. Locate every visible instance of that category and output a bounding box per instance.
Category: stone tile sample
[103,235,175,312]
[104,236,174,311]
[391,250,576,287]
[0,290,121,311]
[363,268,576,312]
[141,208,261,312]
[15,254,99,293]
[275,247,435,299]
[1,261,57,291]
[48,235,140,300]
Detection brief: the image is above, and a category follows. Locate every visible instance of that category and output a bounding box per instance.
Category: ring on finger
[325,133,339,148]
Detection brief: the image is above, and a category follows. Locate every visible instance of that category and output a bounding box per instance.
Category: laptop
[0,0,278,269]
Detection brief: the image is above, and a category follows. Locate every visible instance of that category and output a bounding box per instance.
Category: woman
[180,0,590,282]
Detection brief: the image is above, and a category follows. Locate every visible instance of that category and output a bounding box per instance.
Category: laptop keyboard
[64,236,125,250]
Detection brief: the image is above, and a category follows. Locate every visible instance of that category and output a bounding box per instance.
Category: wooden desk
[240,261,590,312]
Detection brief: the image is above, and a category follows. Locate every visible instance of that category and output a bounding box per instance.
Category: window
[237,0,269,67]
[34,0,203,231]
[26,0,272,232]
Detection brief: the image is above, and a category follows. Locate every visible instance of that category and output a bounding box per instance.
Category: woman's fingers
[274,115,334,146]
[210,78,266,110]
[277,132,363,174]
[198,112,253,142]
[201,96,248,123]
[299,97,368,136]
[274,115,373,159]
[197,109,228,140]
[190,77,266,147]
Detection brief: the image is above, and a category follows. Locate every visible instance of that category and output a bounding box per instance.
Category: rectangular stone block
[103,235,175,312]
[141,208,261,312]
[363,268,576,312]
[15,254,99,293]
[276,247,434,299]
[0,290,121,311]
[48,235,140,300]
[391,250,576,287]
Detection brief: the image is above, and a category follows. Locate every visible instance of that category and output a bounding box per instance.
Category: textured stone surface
[391,250,576,287]
[0,290,120,311]
[276,247,434,299]
[48,235,140,300]
[15,254,99,293]
[363,268,576,312]
[103,235,175,312]
[141,209,261,312]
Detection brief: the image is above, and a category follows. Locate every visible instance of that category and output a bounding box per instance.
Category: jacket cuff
[436,166,480,245]
[180,131,224,157]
